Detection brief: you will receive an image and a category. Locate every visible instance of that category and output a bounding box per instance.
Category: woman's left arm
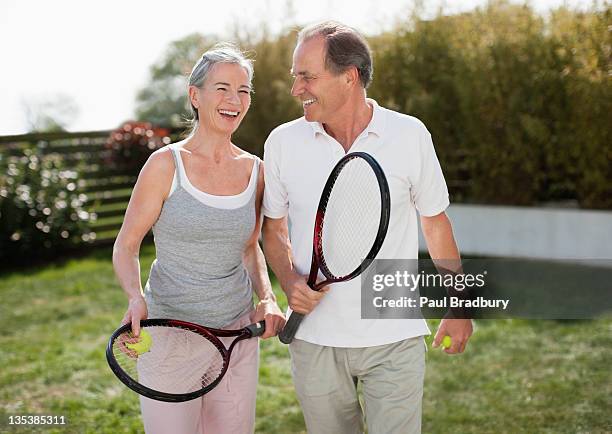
[243,159,286,338]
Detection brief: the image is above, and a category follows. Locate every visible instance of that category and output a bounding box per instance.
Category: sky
[0,0,592,135]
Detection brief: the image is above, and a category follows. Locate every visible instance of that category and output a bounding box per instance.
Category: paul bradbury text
[372,296,510,310]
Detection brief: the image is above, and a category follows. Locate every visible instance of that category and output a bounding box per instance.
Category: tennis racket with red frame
[278,152,391,344]
[106,318,265,402]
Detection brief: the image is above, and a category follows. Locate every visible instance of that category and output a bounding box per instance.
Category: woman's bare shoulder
[145,146,176,173]
[141,140,188,182]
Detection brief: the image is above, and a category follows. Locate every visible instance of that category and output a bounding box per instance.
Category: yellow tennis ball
[125,330,152,355]
[441,335,452,349]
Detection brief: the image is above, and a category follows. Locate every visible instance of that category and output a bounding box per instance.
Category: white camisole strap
[167,146,259,210]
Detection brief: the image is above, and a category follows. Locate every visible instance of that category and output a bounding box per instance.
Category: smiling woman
[186,44,254,136]
[111,43,285,434]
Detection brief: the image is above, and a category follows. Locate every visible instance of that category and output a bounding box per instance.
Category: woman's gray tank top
[143,146,258,328]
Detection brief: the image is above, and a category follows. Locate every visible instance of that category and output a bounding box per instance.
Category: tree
[135,33,216,128]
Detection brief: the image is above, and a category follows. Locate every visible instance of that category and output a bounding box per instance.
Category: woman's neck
[185,127,235,161]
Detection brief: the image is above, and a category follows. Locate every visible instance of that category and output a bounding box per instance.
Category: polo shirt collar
[309,98,386,138]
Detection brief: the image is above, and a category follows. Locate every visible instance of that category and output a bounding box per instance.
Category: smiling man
[261,21,473,434]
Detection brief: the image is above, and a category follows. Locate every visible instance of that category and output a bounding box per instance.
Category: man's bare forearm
[422,211,475,323]
[421,212,461,270]
[262,217,300,293]
[262,216,329,313]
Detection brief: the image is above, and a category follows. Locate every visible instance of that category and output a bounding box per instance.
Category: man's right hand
[283,274,329,314]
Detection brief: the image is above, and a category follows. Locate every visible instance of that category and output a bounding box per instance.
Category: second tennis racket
[106,319,265,402]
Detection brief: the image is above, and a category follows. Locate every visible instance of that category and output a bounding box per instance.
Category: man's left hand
[432,318,473,354]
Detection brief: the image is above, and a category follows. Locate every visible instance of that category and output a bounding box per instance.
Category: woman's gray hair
[187,43,254,134]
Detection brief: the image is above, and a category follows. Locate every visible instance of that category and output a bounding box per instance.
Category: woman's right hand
[121,296,148,337]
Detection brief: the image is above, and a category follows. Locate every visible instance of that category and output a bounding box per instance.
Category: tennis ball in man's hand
[125,330,152,355]
[441,335,452,349]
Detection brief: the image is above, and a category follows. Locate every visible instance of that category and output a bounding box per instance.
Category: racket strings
[112,326,226,395]
[320,157,383,278]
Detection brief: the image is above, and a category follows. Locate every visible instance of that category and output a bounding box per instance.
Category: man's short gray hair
[298,21,373,88]
[187,43,253,131]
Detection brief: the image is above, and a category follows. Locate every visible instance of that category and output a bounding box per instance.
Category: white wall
[419,204,612,259]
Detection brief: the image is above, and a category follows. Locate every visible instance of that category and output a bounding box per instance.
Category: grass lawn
[0,245,610,433]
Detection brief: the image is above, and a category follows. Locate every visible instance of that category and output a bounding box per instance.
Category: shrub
[0,148,95,264]
[104,121,171,172]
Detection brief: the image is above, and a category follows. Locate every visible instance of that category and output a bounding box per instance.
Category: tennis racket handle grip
[278,312,305,344]
[246,320,266,337]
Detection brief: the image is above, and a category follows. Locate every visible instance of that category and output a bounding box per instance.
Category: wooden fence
[0,129,179,247]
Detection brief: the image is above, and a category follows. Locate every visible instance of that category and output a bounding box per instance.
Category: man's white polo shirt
[263,99,450,347]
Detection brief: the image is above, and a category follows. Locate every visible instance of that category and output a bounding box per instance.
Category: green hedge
[369,3,612,208]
